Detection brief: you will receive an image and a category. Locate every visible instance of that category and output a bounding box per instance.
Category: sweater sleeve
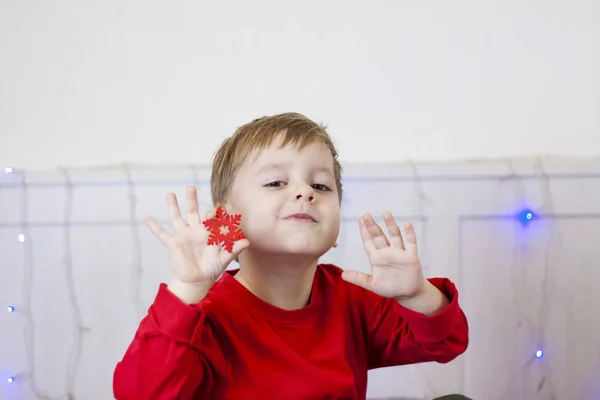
[361,277,469,369]
[113,284,225,399]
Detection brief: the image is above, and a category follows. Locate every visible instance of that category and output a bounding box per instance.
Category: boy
[113,113,469,399]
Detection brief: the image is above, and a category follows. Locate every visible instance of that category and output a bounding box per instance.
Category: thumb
[220,239,250,266]
[341,270,373,292]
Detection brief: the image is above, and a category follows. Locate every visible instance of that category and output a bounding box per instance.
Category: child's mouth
[285,213,316,222]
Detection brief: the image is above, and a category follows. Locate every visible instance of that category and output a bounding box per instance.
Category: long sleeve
[113,284,225,399]
[361,277,469,369]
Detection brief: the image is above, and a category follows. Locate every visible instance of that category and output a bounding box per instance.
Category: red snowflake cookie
[202,207,246,253]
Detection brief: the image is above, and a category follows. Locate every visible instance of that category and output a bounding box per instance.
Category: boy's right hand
[145,186,250,304]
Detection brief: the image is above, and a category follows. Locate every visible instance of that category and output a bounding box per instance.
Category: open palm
[145,186,250,286]
[342,212,426,299]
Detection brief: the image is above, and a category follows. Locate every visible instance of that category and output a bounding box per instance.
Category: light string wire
[61,168,88,400]
[492,159,559,400]
[531,158,559,399]
[409,161,436,398]
[124,164,145,319]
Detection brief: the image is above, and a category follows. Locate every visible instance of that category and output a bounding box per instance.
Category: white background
[1,0,599,170]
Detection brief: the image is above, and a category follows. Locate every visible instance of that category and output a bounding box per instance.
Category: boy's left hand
[341,212,427,300]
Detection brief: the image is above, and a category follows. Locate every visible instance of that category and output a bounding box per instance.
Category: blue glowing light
[535,350,543,358]
[519,209,536,224]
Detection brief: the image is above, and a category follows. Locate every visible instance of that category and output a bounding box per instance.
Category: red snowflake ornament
[202,207,246,253]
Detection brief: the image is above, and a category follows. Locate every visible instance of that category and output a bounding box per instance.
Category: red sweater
[113,264,468,399]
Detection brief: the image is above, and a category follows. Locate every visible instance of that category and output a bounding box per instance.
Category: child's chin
[250,234,330,256]
[281,242,330,257]
[255,242,319,256]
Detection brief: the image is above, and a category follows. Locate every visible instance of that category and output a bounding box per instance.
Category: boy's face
[226,138,340,257]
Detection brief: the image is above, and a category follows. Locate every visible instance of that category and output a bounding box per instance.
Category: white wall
[1,1,599,171]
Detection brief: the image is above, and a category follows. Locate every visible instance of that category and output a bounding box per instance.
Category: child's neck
[234,252,318,311]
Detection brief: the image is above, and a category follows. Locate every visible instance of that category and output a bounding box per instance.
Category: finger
[145,216,172,245]
[167,193,187,230]
[384,212,404,249]
[185,186,201,225]
[403,222,418,254]
[359,216,377,255]
[362,213,390,249]
[202,209,217,223]
[341,270,374,292]
[219,238,250,266]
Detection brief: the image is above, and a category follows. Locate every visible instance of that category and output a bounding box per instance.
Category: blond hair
[211,112,343,206]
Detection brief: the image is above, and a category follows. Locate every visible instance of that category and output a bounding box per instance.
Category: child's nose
[296,193,315,202]
[295,186,315,202]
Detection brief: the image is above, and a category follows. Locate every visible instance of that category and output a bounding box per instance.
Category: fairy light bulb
[519,209,535,224]
[535,350,543,359]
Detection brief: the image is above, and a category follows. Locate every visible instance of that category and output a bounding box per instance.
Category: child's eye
[265,181,286,188]
[312,184,332,192]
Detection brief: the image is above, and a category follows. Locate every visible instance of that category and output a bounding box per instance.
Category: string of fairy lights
[1,161,576,399]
